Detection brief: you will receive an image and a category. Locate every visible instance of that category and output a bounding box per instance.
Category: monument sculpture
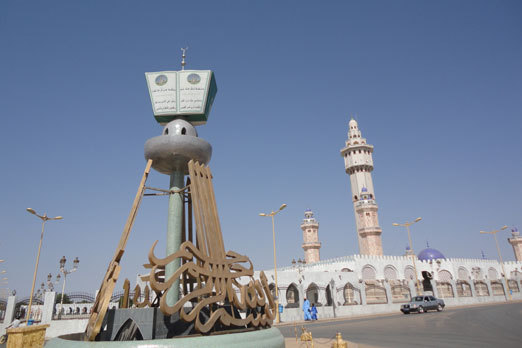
[46,49,284,347]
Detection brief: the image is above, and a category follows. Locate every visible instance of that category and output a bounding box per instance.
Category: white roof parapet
[277,254,356,271]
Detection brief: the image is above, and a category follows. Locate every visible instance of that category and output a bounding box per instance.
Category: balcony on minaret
[302,241,321,249]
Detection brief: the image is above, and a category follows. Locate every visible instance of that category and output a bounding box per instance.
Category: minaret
[508,227,522,261]
[340,118,383,255]
[301,209,321,263]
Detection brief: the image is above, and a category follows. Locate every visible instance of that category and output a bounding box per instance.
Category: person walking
[310,303,318,320]
[303,297,311,321]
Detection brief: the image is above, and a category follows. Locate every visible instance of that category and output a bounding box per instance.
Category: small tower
[508,227,522,261]
[340,118,383,255]
[404,245,415,257]
[301,209,321,264]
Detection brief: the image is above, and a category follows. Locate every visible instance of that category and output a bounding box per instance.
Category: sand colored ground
[284,337,378,348]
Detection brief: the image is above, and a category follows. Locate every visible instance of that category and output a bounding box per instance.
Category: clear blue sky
[1,0,521,297]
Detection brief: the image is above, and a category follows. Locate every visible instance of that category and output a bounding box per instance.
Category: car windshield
[413,296,423,301]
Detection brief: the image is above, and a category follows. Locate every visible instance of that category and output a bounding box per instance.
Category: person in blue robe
[310,303,318,320]
[303,297,311,320]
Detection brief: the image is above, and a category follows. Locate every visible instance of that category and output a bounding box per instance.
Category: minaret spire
[340,119,383,255]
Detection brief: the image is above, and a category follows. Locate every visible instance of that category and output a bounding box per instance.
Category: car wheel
[437,304,443,312]
[403,312,409,315]
[418,306,424,313]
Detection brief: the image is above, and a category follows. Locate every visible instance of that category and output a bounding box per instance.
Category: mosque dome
[417,248,445,261]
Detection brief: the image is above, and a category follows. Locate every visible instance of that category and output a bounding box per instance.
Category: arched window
[269,283,276,299]
[491,280,504,296]
[306,283,320,306]
[471,267,483,280]
[458,267,469,280]
[365,282,387,304]
[384,265,398,281]
[488,267,499,280]
[325,284,333,306]
[343,282,360,305]
[508,280,520,293]
[404,266,415,281]
[436,281,454,298]
[438,270,453,282]
[362,265,376,280]
[286,283,299,308]
[474,281,489,296]
[456,281,472,297]
[391,282,411,303]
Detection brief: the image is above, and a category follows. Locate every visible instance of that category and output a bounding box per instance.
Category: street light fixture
[259,203,287,324]
[392,217,422,295]
[58,256,79,315]
[480,225,511,301]
[25,207,63,321]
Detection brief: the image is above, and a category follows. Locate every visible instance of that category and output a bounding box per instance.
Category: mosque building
[254,118,522,322]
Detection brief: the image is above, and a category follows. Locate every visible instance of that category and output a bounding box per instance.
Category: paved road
[278,302,522,348]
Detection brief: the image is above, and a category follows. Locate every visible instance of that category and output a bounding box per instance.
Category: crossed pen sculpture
[137,161,276,333]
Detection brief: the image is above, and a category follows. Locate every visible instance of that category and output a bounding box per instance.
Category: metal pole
[271,214,280,323]
[60,272,67,315]
[406,224,422,295]
[166,171,184,306]
[493,233,511,301]
[27,219,45,321]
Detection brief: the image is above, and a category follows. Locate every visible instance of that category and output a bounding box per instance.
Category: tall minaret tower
[340,118,383,255]
[508,227,522,261]
[301,209,321,263]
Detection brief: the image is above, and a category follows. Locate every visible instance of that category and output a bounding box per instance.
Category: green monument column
[166,171,184,305]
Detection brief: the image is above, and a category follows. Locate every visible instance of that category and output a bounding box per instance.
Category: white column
[41,291,56,324]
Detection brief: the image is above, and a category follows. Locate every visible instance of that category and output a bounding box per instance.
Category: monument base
[44,327,285,348]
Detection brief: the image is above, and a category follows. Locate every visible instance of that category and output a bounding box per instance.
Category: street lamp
[43,273,59,292]
[259,203,287,324]
[480,225,511,301]
[58,256,79,315]
[26,208,63,321]
[392,217,422,295]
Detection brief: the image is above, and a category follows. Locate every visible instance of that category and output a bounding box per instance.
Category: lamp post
[26,208,62,321]
[480,225,511,301]
[58,256,79,315]
[45,273,59,292]
[392,217,422,295]
[259,203,287,324]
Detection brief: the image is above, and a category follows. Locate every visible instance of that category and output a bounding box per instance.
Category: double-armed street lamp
[26,208,63,321]
[480,225,511,301]
[259,203,287,324]
[392,217,422,295]
[58,256,79,314]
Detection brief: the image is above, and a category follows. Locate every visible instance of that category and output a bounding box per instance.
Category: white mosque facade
[254,119,522,322]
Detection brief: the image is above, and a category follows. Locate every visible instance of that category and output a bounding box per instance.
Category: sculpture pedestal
[6,324,49,348]
[44,327,284,348]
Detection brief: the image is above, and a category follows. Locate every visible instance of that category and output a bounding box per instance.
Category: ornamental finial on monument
[181,47,188,70]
